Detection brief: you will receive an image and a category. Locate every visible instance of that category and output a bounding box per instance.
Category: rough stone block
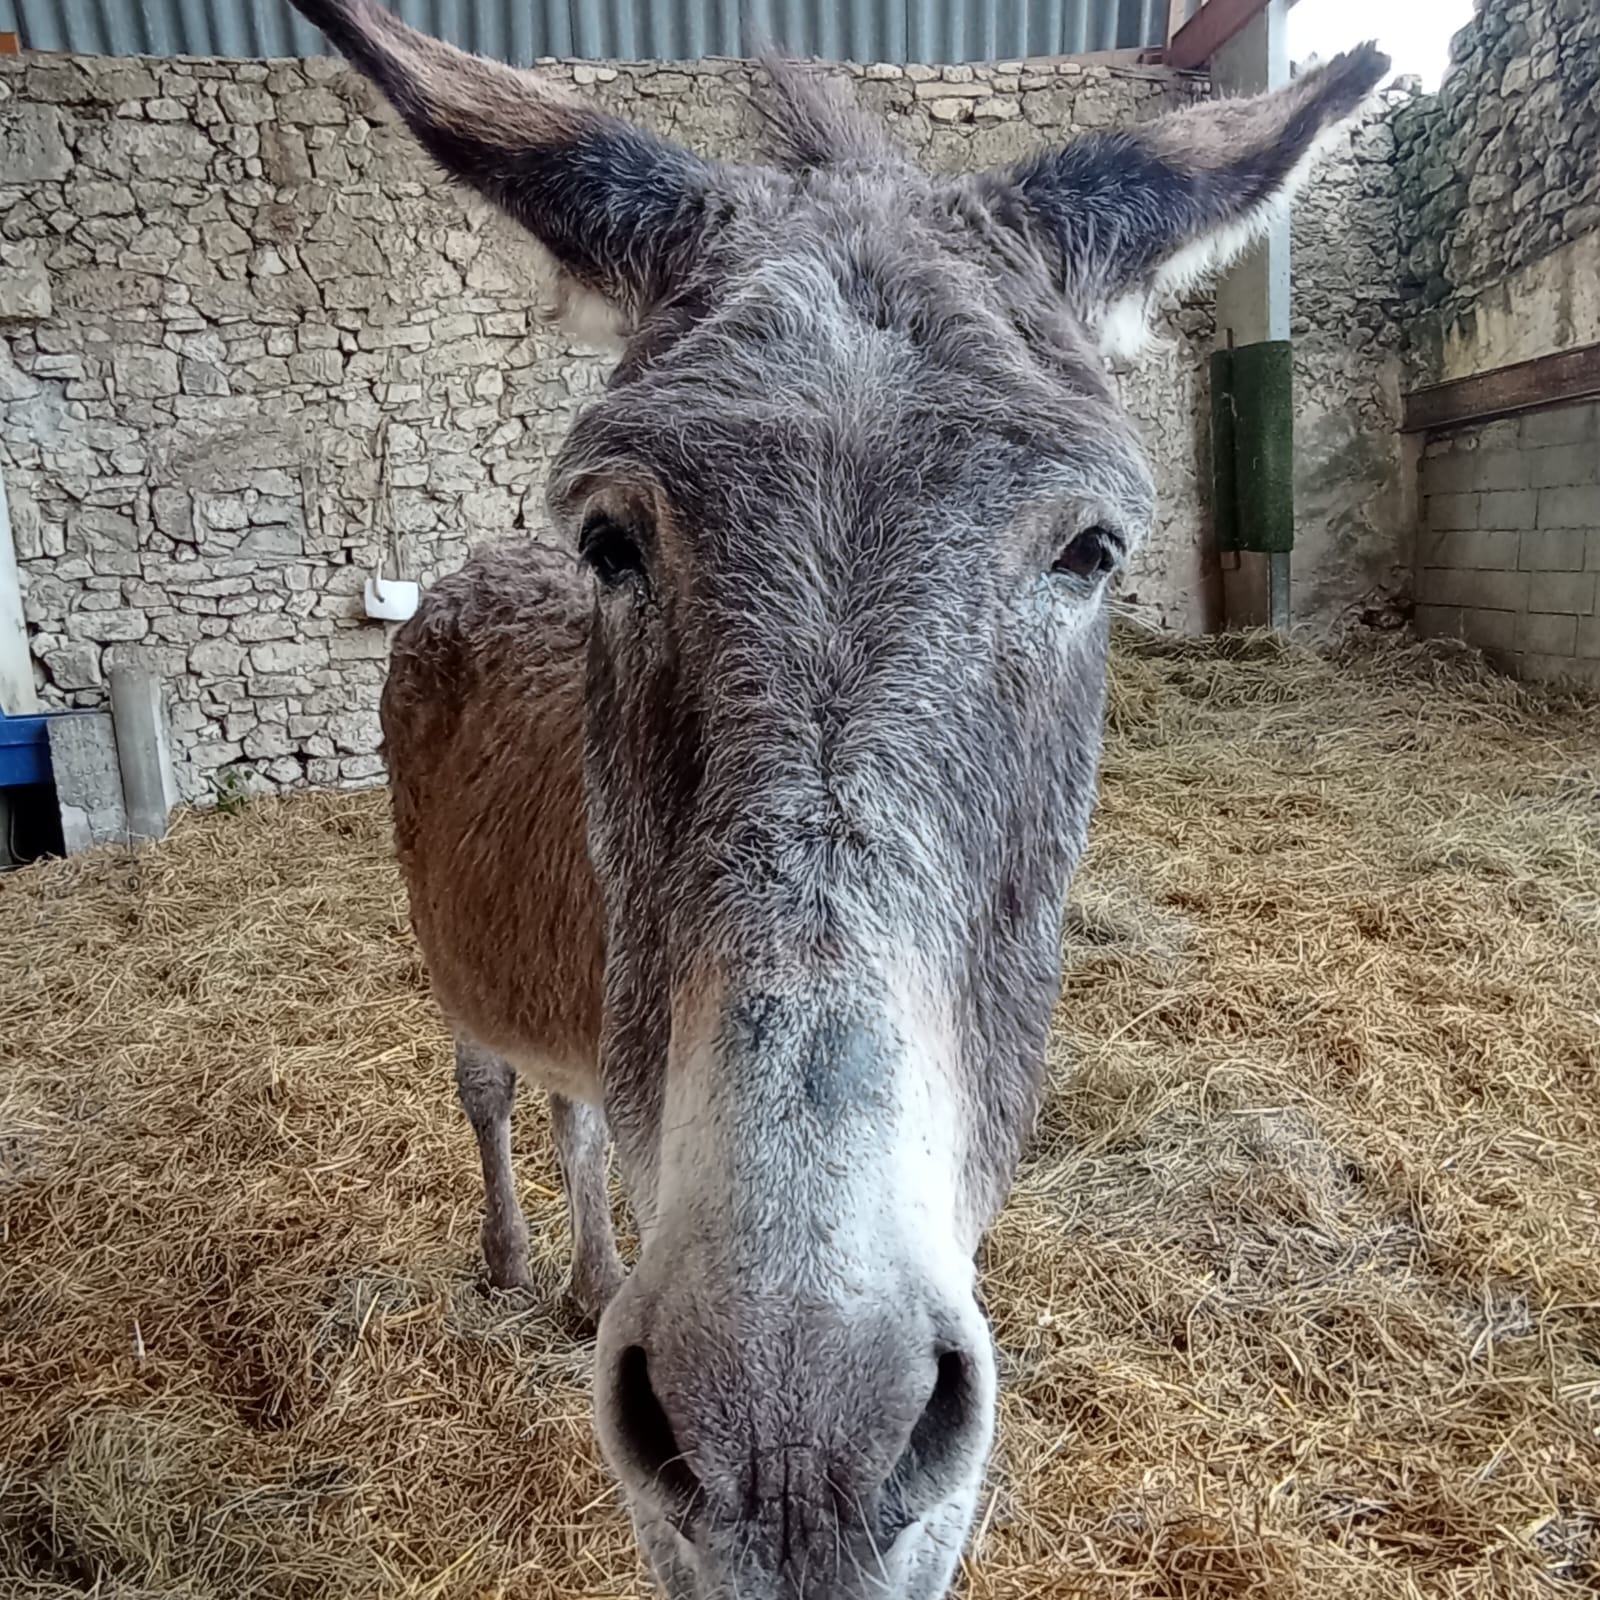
[79,119,212,181]
[189,638,245,676]
[249,639,327,674]
[238,525,304,560]
[243,723,294,759]
[66,509,137,556]
[42,643,102,691]
[914,80,993,101]
[326,708,381,753]
[278,87,346,125]
[189,738,245,771]
[55,267,164,312]
[329,627,391,660]
[115,347,182,399]
[47,711,127,852]
[180,357,229,396]
[0,263,53,321]
[288,348,344,385]
[0,104,72,183]
[70,179,137,217]
[218,82,273,123]
[65,608,149,643]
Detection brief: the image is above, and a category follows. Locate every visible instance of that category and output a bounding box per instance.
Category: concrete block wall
[1414,400,1600,684]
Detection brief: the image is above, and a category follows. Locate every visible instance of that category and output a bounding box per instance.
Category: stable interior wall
[1396,0,1600,685]
[0,48,1404,800]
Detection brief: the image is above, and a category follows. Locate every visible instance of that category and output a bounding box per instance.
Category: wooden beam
[1166,0,1273,71]
[0,32,20,55]
[1166,0,1194,50]
[1401,342,1600,434]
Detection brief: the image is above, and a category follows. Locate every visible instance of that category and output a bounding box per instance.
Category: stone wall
[0,51,1218,801]
[1393,0,1600,688]
[1394,0,1600,382]
[1287,88,1414,633]
[0,48,1399,800]
[1415,400,1600,686]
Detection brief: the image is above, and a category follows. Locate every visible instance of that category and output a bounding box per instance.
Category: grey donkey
[287,4,1388,1595]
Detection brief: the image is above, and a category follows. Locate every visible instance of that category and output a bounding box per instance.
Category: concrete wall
[1415,401,1600,686]
[1394,0,1600,686]
[0,48,1403,801]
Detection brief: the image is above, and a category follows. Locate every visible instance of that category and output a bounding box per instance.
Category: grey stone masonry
[1415,400,1600,686]
[1285,87,1416,635]
[1393,0,1600,378]
[0,49,1406,800]
[0,50,1210,803]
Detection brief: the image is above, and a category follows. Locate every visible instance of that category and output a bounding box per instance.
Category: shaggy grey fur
[288,6,1388,1596]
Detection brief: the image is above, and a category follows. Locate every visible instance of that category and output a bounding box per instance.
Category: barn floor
[2,629,1597,1600]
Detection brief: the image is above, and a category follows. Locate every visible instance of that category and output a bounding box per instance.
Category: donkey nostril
[881,1350,981,1538]
[610,1344,700,1515]
[909,1350,974,1476]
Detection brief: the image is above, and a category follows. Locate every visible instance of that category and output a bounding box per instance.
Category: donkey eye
[1052,526,1121,584]
[579,513,646,588]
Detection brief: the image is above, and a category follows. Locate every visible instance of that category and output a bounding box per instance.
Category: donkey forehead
[559,190,1156,534]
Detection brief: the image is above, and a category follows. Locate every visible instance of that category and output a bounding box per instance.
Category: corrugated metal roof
[1,0,1171,65]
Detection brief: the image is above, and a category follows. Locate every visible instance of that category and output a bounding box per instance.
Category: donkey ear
[285,0,714,338]
[1003,44,1389,357]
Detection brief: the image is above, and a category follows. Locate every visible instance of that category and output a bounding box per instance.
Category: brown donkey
[289,5,1386,1594]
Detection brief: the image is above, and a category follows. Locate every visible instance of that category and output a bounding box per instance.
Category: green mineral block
[1210,347,1238,553]
[1229,339,1295,555]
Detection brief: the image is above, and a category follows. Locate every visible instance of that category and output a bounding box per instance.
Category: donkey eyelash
[579,512,649,587]
[1051,525,1124,584]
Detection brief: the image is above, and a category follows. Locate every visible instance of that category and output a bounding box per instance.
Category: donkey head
[290,6,1385,1594]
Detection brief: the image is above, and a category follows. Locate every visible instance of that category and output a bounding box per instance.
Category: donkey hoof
[563,1259,625,1333]
[481,1220,534,1294]
[486,1257,535,1294]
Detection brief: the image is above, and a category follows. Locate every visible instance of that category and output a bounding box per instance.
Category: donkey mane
[750,55,907,174]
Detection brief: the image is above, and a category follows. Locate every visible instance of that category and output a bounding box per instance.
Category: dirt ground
[2,628,1597,1599]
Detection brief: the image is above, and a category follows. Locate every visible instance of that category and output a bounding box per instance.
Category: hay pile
[2,629,1597,1599]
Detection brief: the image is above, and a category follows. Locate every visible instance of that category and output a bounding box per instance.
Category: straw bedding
[2,627,1597,1599]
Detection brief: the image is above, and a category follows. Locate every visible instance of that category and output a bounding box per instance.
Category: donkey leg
[454,1038,533,1291]
[550,1093,626,1327]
